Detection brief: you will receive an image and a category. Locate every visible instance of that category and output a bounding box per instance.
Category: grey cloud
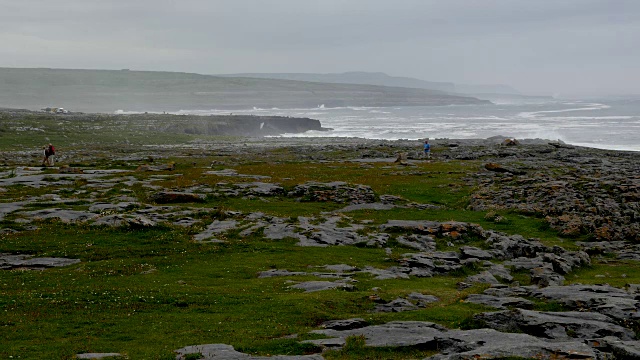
[1,0,639,95]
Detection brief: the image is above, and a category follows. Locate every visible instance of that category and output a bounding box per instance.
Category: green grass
[0,150,592,359]
[0,223,488,359]
[566,259,640,288]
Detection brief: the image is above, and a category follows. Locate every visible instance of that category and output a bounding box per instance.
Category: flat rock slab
[530,284,639,321]
[290,280,354,292]
[206,169,271,179]
[306,321,447,348]
[76,353,123,359]
[18,208,98,223]
[306,321,597,359]
[427,328,597,359]
[464,294,534,309]
[476,308,635,340]
[258,269,306,278]
[597,336,640,359]
[175,344,323,360]
[194,220,239,241]
[1,254,80,270]
[76,353,122,359]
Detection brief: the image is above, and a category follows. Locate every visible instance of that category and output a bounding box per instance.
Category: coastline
[1,114,639,358]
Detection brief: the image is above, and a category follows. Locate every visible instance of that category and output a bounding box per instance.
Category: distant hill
[453,83,521,95]
[220,71,522,96]
[0,68,490,113]
[220,71,456,93]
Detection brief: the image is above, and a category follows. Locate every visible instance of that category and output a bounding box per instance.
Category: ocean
[126,97,640,152]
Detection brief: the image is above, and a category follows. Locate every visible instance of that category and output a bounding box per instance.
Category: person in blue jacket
[423,139,431,159]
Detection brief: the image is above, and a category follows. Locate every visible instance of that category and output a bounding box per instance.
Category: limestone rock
[464,294,534,309]
[175,344,323,359]
[475,309,635,340]
[149,191,206,203]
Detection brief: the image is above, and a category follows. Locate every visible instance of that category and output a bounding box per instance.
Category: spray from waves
[518,103,610,119]
[112,101,639,152]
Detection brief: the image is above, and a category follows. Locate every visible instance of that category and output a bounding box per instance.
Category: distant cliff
[0,68,490,113]
[221,71,456,92]
[0,109,328,138]
[221,71,524,96]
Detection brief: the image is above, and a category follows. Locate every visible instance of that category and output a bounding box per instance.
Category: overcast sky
[1,0,638,96]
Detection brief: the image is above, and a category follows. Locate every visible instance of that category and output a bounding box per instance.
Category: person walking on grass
[423,139,431,159]
[41,143,56,166]
[46,143,55,166]
[41,145,48,166]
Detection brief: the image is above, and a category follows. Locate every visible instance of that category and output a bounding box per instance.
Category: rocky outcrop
[1,253,80,270]
[174,344,324,360]
[476,308,635,340]
[304,321,599,359]
[464,143,639,242]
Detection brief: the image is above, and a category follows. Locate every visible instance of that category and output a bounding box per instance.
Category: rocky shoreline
[1,133,640,359]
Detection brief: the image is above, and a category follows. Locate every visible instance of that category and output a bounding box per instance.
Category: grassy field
[0,131,631,359]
